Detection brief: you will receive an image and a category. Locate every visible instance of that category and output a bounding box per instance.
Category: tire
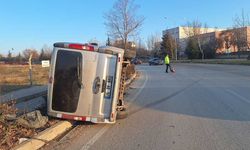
[116,109,128,119]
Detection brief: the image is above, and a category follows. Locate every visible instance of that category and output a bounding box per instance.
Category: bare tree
[233,9,250,28]
[232,9,250,57]
[106,36,111,46]
[183,20,208,60]
[40,45,52,61]
[147,33,161,51]
[161,32,176,58]
[0,53,4,62]
[147,35,155,51]
[16,52,23,63]
[136,38,149,58]
[23,49,39,61]
[104,0,144,51]
[7,50,12,61]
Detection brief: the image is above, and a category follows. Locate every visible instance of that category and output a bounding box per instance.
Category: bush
[203,42,216,59]
[185,38,201,59]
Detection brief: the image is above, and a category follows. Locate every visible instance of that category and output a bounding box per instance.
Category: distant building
[199,26,250,54]
[163,26,223,39]
[163,26,225,56]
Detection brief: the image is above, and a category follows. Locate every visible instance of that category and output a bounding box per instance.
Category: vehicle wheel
[116,109,128,119]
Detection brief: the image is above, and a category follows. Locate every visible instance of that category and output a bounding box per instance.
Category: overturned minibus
[47,42,124,123]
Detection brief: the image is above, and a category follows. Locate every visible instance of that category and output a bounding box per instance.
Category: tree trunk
[198,38,204,60]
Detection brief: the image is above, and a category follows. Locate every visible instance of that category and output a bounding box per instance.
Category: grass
[173,59,250,66]
[0,64,49,95]
[0,64,56,150]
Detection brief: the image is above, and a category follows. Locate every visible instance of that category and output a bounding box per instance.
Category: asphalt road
[44,63,250,150]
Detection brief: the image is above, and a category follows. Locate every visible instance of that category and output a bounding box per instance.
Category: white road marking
[80,125,110,150]
[226,89,250,105]
[127,71,148,107]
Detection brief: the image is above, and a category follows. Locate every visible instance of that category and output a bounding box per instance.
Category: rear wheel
[116,108,128,119]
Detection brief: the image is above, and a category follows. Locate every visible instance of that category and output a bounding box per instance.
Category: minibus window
[52,50,82,112]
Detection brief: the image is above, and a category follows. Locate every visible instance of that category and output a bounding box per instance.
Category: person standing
[165,54,170,73]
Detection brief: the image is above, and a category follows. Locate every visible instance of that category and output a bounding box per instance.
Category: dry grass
[0,64,49,94]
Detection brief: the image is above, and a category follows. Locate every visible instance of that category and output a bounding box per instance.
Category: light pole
[174,38,178,61]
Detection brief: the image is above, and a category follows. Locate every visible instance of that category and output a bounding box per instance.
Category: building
[199,26,250,54]
[163,26,223,39]
[163,26,225,56]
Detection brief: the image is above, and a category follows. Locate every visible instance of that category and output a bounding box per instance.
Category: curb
[13,121,73,150]
[1,86,47,104]
[13,72,138,150]
[15,91,47,104]
[1,90,47,104]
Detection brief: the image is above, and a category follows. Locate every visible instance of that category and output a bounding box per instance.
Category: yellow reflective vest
[165,55,170,64]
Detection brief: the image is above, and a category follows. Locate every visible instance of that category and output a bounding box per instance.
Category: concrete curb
[15,91,47,104]
[13,72,138,150]
[1,85,47,104]
[13,121,73,150]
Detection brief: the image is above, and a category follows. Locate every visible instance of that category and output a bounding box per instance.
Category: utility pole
[175,38,178,61]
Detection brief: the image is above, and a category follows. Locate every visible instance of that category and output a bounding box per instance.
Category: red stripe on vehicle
[62,114,87,121]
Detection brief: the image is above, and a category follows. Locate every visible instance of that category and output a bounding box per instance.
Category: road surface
[43,63,250,150]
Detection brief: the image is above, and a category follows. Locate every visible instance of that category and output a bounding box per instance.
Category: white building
[163,26,225,56]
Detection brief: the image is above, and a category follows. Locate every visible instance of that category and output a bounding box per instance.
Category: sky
[0,0,250,55]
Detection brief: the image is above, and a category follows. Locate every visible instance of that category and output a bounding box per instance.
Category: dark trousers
[166,64,170,72]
